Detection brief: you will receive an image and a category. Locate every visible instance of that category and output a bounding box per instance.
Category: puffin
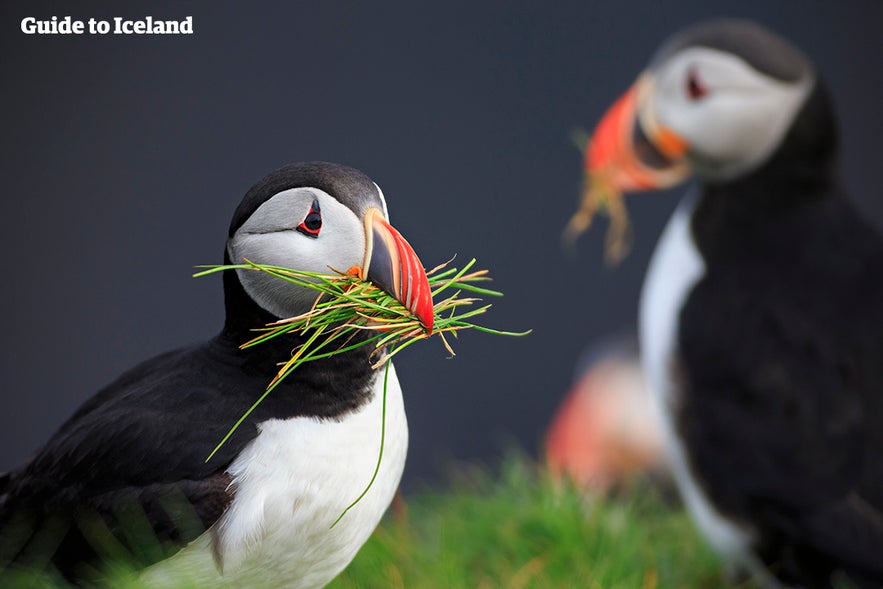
[545,337,666,492]
[574,19,883,589]
[0,162,433,588]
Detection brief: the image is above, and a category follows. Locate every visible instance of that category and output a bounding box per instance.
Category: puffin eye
[686,68,709,101]
[296,199,322,238]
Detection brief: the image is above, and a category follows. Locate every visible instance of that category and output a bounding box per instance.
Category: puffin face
[584,19,815,188]
[227,163,433,332]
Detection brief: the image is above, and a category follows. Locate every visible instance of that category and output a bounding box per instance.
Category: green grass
[330,458,735,589]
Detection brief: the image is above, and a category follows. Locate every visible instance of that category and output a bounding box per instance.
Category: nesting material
[195,258,528,524]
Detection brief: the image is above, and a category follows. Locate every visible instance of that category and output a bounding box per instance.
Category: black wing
[0,326,376,583]
[0,343,251,582]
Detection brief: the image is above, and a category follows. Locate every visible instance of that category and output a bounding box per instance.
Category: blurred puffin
[545,337,666,492]
[0,162,433,588]
[573,20,883,588]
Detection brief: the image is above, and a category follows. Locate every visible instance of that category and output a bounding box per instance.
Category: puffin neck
[217,252,379,415]
[220,253,279,344]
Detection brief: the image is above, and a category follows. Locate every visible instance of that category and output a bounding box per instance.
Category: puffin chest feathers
[141,365,408,589]
[639,195,760,570]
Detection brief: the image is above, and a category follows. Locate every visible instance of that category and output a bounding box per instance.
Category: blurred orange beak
[586,72,691,191]
[361,208,434,334]
[564,73,692,261]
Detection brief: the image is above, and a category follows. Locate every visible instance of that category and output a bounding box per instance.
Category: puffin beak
[585,72,691,192]
[360,208,434,334]
[563,72,693,256]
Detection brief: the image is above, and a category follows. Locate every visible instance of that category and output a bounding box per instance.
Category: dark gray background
[2,1,882,489]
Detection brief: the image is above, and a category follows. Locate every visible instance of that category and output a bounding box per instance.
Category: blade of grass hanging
[329,354,393,529]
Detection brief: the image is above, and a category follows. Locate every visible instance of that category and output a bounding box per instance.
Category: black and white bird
[0,162,433,587]
[577,20,883,588]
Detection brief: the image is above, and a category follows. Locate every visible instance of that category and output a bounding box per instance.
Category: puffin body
[141,362,407,589]
[0,162,431,588]
[580,20,883,588]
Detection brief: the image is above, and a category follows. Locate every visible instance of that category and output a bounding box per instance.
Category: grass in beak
[194,258,529,525]
[563,131,632,265]
[563,172,633,266]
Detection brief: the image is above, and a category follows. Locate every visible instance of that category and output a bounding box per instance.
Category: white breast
[140,362,408,589]
[639,195,760,571]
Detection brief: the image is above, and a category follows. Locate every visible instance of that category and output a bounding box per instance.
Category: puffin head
[584,19,834,190]
[223,162,433,335]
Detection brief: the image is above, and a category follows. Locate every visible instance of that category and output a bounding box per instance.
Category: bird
[545,336,666,492]
[571,19,883,589]
[0,162,433,588]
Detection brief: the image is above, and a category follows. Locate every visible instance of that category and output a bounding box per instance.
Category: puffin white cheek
[680,98,771,162]
[315,225,367,273]
[674,82,812,179]
[228,227,367,319]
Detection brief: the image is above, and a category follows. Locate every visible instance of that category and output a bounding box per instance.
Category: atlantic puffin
[574,20,883,588]
[545,337,665,492]
[0,162,432,588]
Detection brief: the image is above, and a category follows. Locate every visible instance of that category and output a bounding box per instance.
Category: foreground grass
[3,458,739,588]
[331,459,733,589]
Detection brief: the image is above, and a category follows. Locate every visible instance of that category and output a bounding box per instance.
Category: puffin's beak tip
[364,208,434,335]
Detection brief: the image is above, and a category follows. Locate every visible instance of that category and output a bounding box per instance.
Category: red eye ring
[686,68,708,101]
[296,199,322,238]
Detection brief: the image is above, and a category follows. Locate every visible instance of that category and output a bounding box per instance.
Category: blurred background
[2,0,881,490]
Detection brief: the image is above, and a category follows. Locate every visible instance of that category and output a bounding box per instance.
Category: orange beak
[586,73,691,191]
[361,208,434,334]
[564,73,691,261]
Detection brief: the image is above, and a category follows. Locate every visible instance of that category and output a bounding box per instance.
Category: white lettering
[22,15,193,36]
[20,16,84,34]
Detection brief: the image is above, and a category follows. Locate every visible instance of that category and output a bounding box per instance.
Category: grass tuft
[194,257,529,464]
[562,171,633,265]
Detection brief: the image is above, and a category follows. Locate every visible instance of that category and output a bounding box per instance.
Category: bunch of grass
[563,129,632,265]
[194,258,528,525]
[563,172,632,265]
